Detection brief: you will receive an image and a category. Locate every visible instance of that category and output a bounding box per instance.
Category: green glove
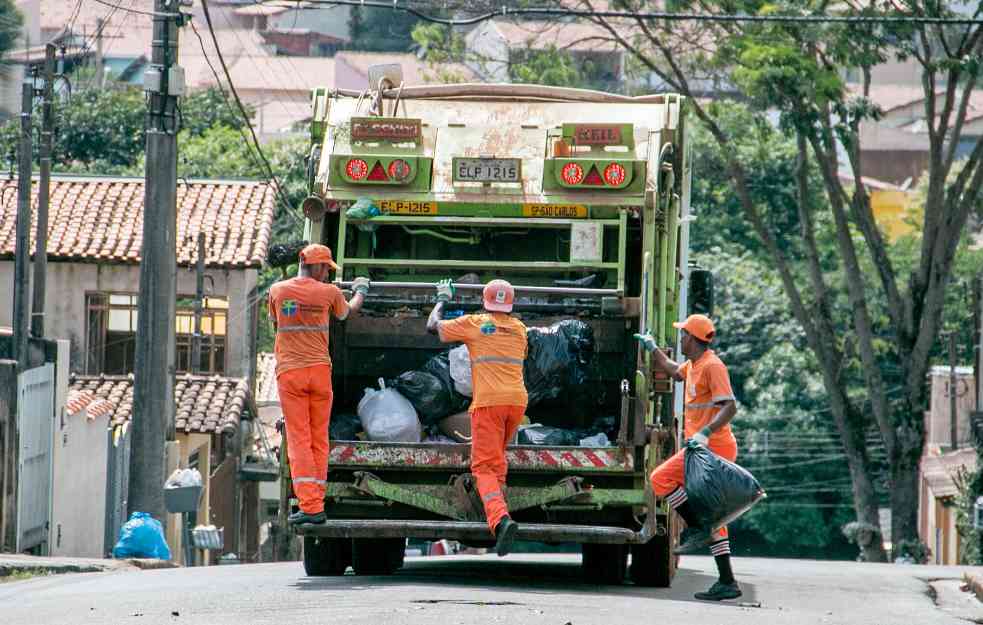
[351,277,370,296]
[633,333,658,352]
[435,279,455,303]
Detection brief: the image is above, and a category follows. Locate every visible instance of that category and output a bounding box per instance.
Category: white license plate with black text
[453,158,522,183]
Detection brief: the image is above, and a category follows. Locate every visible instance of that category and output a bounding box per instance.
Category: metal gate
[104,424,132,555]
[16,363,55,552]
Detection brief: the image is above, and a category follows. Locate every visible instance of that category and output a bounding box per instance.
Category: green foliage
[0,0,23,62]
[348,6,419,52]
[509,46,584,87]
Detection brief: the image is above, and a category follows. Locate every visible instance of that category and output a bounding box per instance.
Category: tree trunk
[890,454,922,560]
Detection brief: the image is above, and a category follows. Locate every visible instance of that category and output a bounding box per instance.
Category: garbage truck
[279,68,701,586]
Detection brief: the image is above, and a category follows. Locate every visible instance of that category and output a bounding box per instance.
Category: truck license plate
[453,158,521,183]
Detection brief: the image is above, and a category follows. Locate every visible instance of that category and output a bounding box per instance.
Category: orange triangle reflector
[367,161,388,181]
[583,165,604,186]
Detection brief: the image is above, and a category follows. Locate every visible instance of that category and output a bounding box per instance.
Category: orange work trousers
[651,438,738,539]
[278,364,333,514]
[471,405,525,534]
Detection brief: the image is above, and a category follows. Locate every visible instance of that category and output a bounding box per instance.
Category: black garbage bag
[517,424,581,446]
[524,320,595,407]
[683,441,765,530]
[394,353,471,426]
[329,412,362,441]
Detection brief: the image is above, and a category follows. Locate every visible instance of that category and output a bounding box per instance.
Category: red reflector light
[583,165,604,186]
[346,158,369,180]
[388,159,411,181]
[367,161,388,181]
[603,162,627,186]
[560,162,585,185]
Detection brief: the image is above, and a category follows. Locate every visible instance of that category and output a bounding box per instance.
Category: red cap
[299,244,340,270]
[483,279,515,313]
[673,314,715,342]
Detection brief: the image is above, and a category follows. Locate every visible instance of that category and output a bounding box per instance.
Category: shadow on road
[289,558,758,607]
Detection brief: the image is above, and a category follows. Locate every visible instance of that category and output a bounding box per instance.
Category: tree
[0,0,22,63]
[348,6,420,52]
[0,86,249,173]
[555,0,983,560]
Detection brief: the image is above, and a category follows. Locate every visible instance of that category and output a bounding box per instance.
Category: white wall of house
[464,22,509,83]
[0,261,259,378]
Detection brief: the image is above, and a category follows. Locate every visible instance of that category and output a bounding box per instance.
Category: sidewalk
[0,553,177,578]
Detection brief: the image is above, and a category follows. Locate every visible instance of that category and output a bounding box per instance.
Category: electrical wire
[198,0,303,225]
[89,0,166,17]
[249,0,983,26]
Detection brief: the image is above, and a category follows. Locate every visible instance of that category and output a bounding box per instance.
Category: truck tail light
[603,163,626,186]
[346,158,369,181]
[560,162,585,185]
[367,162,388,181]
[388,159,411,181]
[583,165,604,186]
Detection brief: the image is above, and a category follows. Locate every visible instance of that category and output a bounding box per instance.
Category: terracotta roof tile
[255,352,279,405]
[921,448,976,498]
[69,373,251,435]
[0,176,275,268]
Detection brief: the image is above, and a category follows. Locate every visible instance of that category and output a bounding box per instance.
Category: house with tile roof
[63,372,261,564]
[0,175,276,381]
[918,366,977,565]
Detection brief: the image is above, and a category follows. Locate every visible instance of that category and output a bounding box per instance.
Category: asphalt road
[2,554,982,625]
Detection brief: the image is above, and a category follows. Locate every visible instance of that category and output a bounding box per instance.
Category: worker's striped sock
[666,487,688,509]
[711,539,735,584]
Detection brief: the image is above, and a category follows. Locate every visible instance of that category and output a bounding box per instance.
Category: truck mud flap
[296,519,654,545]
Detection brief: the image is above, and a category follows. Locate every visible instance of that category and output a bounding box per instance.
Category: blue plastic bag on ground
[684,441,766,530]
[112,512,172,560]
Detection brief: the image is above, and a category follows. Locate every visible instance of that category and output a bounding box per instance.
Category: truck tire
[629,534,673,587]
[352,537,405,575]
[303,536,352,576]
[581,543,628,585]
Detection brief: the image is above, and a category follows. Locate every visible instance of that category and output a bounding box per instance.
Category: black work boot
[694,580,742,601]
[288,510,326,525]
[494,517,518,557]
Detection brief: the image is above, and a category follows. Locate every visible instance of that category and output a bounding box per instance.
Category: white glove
[690,428,711,446]
[435,279,455,303]
[351,277,370,296]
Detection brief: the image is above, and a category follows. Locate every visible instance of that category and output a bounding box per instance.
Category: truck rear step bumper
[296,519,653,544]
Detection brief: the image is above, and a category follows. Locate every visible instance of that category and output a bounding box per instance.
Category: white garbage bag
[449,345,473,397]
[358,378,422,442]
[165,468,203,489]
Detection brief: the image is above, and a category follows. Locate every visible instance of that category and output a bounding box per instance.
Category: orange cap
[299,244,340,270]
[673,314,715,342]
[483,279,515,313]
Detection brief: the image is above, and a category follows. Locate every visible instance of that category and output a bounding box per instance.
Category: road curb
[0,555,177,578]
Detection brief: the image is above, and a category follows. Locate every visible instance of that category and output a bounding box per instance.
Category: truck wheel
[352,538,405,575]
[581,543,628,585]
[630,534,672,587]
[303,536,351,576]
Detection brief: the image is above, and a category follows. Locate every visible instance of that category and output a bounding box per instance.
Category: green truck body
[282,82,692,585]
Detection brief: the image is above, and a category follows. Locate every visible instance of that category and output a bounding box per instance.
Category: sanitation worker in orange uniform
[635,314,741,601]
[427,278,527,556]
[269,244,369,525]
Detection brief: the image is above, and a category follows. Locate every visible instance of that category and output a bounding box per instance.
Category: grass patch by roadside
[0,568,49,583]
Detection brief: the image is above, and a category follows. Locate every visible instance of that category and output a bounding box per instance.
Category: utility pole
[950,332,959,451]
[192,232,205,375]
[31,44,56,339]
[95,18,105,90]
[129,0,185,520]
[12,78,33,371]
